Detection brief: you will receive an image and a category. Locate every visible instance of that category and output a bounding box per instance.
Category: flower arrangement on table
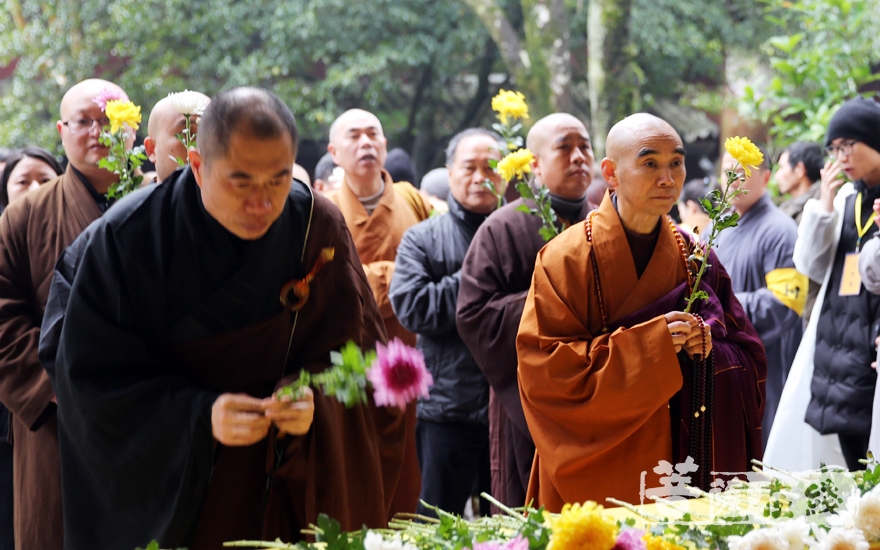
[482,90,560,243]
[218,457,880,550]
[93,88,147,199]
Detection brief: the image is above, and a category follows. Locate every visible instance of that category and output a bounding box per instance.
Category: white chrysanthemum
[854,486,880,541]
[727,528,788,550]
[363,531,417,550]
[815,527,869,550]
[168,90,210,116]
[776,517,814,550]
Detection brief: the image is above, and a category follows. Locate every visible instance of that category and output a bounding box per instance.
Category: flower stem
[480,492,526,522]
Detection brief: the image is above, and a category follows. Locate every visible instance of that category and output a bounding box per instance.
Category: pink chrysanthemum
[92,88,129,111]
[472,535,528,550]
[367,337,433,410]
[613,529,647,550]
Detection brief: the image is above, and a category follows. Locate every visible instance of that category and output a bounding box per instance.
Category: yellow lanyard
[855,192,877,252]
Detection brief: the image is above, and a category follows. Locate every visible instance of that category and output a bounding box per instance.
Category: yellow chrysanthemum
[546,502,619,550]
[496,148,534,182]
[643,534,687,550]
[105,99,142,133]
[724,136,764,178]
[491,89,530,126]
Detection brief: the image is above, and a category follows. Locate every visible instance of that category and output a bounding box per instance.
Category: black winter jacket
[807,181,880,436]
[389,196,491,425]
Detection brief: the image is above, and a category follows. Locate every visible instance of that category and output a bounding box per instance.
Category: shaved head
[329,109,383,146]
[59,78,124,119]
[601,113,686,232]
[326,108,388,195]
[526,113,587,152]
[145,91,210,182]
[525,112,594,200]
[57,78,129,192]
[605,113,683,162]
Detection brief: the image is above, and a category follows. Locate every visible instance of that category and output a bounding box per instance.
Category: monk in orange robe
[325,108,430,516]
[516,113,766,511]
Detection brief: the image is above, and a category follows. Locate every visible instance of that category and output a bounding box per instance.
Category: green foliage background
[1,0,877,174]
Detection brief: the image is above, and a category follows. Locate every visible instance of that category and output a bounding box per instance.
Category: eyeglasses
[61,117,110,134]
[825,140,857,160]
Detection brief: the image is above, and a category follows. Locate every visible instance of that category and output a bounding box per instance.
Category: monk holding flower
[516,113,766,510]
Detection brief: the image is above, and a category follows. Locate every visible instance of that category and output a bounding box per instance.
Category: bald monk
[144,90,211,183]
[456,113,595,508]
[325,109,429,515]
[0,78,132,550]
[516,113,766,511]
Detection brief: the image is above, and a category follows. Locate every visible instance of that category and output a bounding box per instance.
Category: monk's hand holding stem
[211,393,273,446]
[819,159,846,213]
[665,311,696,354]
[264,386,315,437]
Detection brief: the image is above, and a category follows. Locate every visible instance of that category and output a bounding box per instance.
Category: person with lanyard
[766,97,880,472]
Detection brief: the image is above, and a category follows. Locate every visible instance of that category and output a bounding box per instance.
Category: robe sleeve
[389,227,460,337]
[0,205,56,430]
[457,221,530,435]
[793,198,839,284]
[734,224,804,347]
[860,234,880,295]
[516,243,684,498]
[363,260,396,319]
[40,225,219,545]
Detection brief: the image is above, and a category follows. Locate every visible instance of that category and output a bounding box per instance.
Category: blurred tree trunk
[462,0,572,118]
[587,0,637,156]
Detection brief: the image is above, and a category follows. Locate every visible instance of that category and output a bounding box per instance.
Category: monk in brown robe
[0,78,132,550]
[516,113,766,511]
[325,109,429,515]
[38,88,408,550]
[457,113,595,509]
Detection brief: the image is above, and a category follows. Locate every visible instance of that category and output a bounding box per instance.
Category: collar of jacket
[446,194,494,239]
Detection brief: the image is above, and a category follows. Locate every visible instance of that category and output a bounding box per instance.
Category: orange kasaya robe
[516,192,765,512]
[326,169,431,517]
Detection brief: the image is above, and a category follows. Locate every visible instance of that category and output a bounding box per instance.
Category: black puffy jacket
[389,196,491,425]
[807,182,880,436]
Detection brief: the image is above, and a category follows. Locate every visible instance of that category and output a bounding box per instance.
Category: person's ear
[601,158,618,188]
[794,161,807,180]
[56,120,63,137]
[189,150,204,189]
[144,136,157,162]
[531,154,542,180]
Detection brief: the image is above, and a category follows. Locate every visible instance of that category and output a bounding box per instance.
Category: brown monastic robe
[517,193,765,511]
[326,170,430,515]
[457,197,591,509]
[0,166,102,550]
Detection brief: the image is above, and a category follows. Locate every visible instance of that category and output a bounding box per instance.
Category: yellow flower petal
[724,136,763,178]
[105,99,142,133]
[547,501,619,550]
[491,89,530,126]
[643,534,687,550]
[496,148,534,182]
